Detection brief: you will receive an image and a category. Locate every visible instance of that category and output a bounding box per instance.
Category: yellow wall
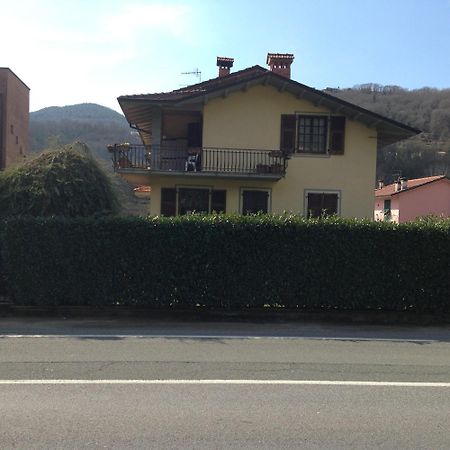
[120,84,378,218]
[202,85,377,218]
[139,175,276,216]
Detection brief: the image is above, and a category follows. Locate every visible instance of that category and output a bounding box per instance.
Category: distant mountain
[29,103,140,164]
[31,103,126,124]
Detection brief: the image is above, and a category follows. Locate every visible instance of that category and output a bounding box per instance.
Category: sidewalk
[1,317,450,341]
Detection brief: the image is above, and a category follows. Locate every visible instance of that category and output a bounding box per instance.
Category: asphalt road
[1,319,450,449]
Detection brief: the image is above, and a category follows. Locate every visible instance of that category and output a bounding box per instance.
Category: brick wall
[0,69,30,169]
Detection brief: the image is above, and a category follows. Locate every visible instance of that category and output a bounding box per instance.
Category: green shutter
[280,115,296,153]
[329,116,346,155]
[160,188,176,216]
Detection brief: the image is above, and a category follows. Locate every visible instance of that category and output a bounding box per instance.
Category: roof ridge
[170,65,267,93]
[118,65,267,101]
[375,175,447,197]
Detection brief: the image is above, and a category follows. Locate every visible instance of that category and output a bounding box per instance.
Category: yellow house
[109,53,420,218]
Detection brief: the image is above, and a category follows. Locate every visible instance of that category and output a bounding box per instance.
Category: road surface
[1,319,450,449]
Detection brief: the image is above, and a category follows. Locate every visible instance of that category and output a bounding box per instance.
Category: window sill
[290,152,331,159]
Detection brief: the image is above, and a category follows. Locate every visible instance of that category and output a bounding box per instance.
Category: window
[306,191,339,218]
[211,190,226,213]
[383,199,391,221]
[281,114,346,155]
[160,187,226,216]
[298,116,328,154]
[178,188,209,215]
[241,189,270,215]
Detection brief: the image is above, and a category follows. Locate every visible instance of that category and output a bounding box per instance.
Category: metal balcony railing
[107,144,287,177]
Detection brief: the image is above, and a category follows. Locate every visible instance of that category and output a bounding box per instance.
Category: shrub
[1,214,449,312]
[0,142,117,218]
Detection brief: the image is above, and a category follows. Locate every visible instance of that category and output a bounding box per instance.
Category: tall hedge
[1,215,450,311]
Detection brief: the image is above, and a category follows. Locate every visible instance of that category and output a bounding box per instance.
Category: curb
[1,304,450,325]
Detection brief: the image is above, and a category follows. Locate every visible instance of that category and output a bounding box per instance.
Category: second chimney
[266,53,295,78]
[217,56,234,77]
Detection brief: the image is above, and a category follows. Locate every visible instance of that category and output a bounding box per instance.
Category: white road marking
[0,334,440,343]
[0,379,449,387]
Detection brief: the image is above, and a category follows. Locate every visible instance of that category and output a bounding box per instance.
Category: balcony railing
[107,144,287,177]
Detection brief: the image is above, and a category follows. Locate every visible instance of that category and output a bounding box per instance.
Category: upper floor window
[281,114,346,155]
[298,116,327,154]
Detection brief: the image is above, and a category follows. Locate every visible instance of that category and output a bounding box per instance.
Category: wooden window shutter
[280,115,296,153]
[160,188,176,216]
[329,116,346,154]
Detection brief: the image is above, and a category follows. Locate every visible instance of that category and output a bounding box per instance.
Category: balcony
[107,144,287,179]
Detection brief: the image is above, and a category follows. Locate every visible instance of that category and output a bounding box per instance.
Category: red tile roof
[134,185,151,193]
[266,53,295,64]
[117,62,421,149]
[119,65,267,102]
[375,175,446,197]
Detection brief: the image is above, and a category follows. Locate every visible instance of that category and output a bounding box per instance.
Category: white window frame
[304,189,341,217]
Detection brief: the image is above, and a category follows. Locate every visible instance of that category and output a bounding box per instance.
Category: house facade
[109,53,419,217]
[0,68,29,169]
[374,176,450,223]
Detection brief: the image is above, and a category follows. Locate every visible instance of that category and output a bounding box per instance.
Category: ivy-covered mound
[0,142,117,217]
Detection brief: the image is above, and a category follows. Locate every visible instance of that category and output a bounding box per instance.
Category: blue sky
[1,0,449,112]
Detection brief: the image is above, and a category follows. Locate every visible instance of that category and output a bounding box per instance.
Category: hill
[31,103,126,123]
[28,103,144,215]
[29,103,140,163]
[328,84,450,182]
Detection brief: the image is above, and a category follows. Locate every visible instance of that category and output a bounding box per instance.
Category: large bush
[2,215,450,312]
[0,142,117,217]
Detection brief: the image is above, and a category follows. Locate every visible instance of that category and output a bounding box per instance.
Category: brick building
[0,68,30,169]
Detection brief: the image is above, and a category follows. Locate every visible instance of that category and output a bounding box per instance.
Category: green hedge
[1,215,450,311]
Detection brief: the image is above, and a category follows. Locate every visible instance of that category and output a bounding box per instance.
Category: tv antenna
[181,68,202,83]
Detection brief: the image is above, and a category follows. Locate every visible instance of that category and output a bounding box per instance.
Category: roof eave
[117,70,421,148]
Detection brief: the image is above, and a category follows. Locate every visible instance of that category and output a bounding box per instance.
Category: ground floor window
[160,187,226,216]
[383,199,391,221]
[241,189,270,215]
[305,191,340,218]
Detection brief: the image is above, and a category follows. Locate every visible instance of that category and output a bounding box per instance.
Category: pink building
[374,176,450,223]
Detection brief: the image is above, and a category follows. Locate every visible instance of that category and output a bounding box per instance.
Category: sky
[1,0,449,113]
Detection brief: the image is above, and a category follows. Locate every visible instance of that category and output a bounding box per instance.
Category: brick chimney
[266,53,294,79]
[217,57,234,77]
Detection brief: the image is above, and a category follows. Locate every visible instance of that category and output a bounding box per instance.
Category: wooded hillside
[29,103,139,165]
[330,84,450,182]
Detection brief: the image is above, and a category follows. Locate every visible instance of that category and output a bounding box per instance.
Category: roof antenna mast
[181,68,202,83]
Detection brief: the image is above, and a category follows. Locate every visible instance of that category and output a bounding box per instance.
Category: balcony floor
[116,167,284,181]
